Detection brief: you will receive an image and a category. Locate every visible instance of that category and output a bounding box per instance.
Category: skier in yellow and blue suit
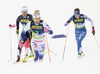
[64,8,95,56]
[16,6,33,62]
[19,10,53,62]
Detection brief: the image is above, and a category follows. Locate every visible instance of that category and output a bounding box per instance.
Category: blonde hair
[34,10,40,14]
[22,6,27,8]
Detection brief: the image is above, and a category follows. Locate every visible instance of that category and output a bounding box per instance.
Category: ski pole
[17,35,19,43]
[45,33,51,62]
[49,50,57,56]
[45,49,57,56]
[9,24,12,61]
[94,35,100,49]
[62,25,69,61]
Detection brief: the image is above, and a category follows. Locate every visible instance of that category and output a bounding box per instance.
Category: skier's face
[74,10,80,18]
[22,11,27,17]
[33,18,40,24]
[75,14,80,18]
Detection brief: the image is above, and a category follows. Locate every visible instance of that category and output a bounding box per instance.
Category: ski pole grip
[9,24,15,28]
[9,24,12,28]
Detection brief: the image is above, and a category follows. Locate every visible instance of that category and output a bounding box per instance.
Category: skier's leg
[39,44,45,60]
[38,38,45,61]
[24,39,30,56]
[16,31,25,62]
[31,41,39,61]
[76,31,86,55]
[16,44,22,62]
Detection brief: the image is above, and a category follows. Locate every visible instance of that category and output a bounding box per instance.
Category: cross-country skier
[64,8,95,57]
[16,6,33,62]
[19,10,53,62]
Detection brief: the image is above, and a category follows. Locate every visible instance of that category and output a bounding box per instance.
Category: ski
[78,53,85,60]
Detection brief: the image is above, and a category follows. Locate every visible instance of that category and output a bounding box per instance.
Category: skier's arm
[64,16,73,26]
[84,15,94,27]
[84,15,95,35]
[16,16,20,35]
[43,21,53,35]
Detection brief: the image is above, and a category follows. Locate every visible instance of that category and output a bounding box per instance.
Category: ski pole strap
[10,28,12,61]
[94,36,100,49]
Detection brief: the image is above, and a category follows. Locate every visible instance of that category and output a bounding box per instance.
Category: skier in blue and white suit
[64,8,95,56]
[20,10,53,61]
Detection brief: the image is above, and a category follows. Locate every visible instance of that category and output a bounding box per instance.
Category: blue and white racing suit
[65,14,94,54]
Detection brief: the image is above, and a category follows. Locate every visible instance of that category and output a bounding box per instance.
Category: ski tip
[49,60,51,63]
[13,61,20,64]
[62,58,64,62]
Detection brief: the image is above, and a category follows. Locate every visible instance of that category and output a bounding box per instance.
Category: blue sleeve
[67,15,73,23]
[64,15,73,26]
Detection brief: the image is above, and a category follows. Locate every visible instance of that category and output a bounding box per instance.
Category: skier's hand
[16,30,19,35]
[92,27,95,35]
[20,41,24,47]
[64,23,67,26]
[9,24,12,28]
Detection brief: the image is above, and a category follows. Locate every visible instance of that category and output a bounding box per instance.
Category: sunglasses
[34,19,40,21]
[22,11,27,14]
[74,13,80,16]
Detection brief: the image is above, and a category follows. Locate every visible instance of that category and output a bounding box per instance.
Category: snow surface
[0,0,100,74]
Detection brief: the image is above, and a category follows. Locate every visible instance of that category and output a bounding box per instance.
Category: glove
[92,27,95,35]
[16,30,19,35]
[64,23,67,26]
[9,24,12,28]
[48,30,53,35]
[44,27,49,33]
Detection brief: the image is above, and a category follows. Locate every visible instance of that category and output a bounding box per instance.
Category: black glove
[92,27,95,35]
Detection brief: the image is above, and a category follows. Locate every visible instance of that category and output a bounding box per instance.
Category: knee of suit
[77,42,81,47]
[17,48,21,57]
[76,40,81,46]
[77,43,81,53]
[34,50,39,61]
[39,55,44,60]
[24,42,30,48]
[18,45,21,51]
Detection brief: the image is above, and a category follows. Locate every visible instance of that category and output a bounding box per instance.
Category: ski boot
[78,52,85,59]
[22,54,28,62]
[16,56,20,62]
[27,52,33,59]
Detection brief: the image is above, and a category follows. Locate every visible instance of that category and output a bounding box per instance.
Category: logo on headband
[74,11,78,13]
[74,10,80,15]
